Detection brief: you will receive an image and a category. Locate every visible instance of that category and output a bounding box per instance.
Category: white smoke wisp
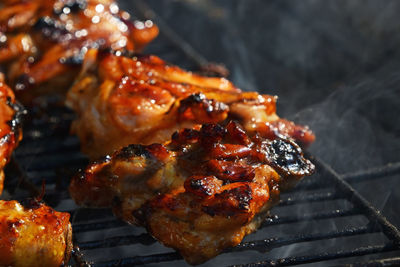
[293,69,400,173]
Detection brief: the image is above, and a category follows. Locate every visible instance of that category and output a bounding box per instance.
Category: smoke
[91,0,400,265]
[293,67,400,172]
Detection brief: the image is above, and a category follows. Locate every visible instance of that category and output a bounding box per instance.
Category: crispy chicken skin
[0,77,23,194]
[70,121,314,264]
[0,0,158,102]
[0,200,72,267]
[66,51,315,158]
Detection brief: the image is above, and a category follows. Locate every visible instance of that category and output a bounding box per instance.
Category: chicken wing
[66,51,315,158]
[0,199,72,267]
[70,121,314,264]
[0,76,23,194]
[0,0,158,102]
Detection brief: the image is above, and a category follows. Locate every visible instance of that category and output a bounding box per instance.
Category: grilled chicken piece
[66,51,315,158]
[0,77,23,194]
[70,121,314,264]
[0,199,72,267]
[0,0,158,102]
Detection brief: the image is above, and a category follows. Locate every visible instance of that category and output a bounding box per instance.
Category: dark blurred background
[121,1,400,228]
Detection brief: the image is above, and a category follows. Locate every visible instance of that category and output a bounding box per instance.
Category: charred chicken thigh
[0,1,317,265]
[0,0,158,102]
[66,51,315,158]
[0,199,72,267]
[0,77,23,194]
[70,121,314,264]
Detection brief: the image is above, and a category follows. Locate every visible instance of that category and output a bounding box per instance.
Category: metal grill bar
[290,176,330,191]
[342,162,400,184]
[348,257,400,267]
[79,226,377,252]
[95,252,181,267]
[71,206,360,235]
[79,233,156,249]
[10,68,399,267]
[278,191,340,206]
[73,220,127,233]
[232,244,397,267]
[17,152,87,171]
[92,243,398,267]
[6,3,400,266]
[229,226,379,253]
[315,159,400,246]
[262,208,359,226]
[15,136,80,156]
[51,153,399,266]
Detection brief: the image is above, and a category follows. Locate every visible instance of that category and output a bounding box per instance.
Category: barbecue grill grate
[3,3,400,266]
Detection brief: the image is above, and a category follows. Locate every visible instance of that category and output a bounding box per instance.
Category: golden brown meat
[70,121,314,264]
[0,0,158,102]
[0,199,72,267]
[0,77,23,194]
[66,51,315,158]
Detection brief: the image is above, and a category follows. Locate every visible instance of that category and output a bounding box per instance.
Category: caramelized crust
[0,78,23,194]
[70,121,314,264]
[0,0,158,102]
[66,52,315,158]
[0,200,72,267]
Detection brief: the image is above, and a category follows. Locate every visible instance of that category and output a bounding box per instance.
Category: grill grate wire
[7,74,400,267]
[3,2,400,266]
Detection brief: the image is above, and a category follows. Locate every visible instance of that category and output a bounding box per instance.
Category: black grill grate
[6,84,400,267]
[3,2,400,266]
[8,117,400,266]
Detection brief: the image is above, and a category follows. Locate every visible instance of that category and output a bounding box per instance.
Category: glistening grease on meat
[70,121,314,264]
[66,51,315,158]
[0,0,158,102]
[0,199,72,267]
[0,77,24,194]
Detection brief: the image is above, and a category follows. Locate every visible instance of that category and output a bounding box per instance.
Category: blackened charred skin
[180,93,205,106]
[184,176,222,197]
[6,97,25,141]
[114,144,153,160]
[171,128,200,146]
[53,0,87,15]
[234,185,253,210]
[178,93,229,122]
[199,123,226,145]
[265,138,314,177]
[73,120,315,259]
[203,184,253,216]
[114,143,169,162]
